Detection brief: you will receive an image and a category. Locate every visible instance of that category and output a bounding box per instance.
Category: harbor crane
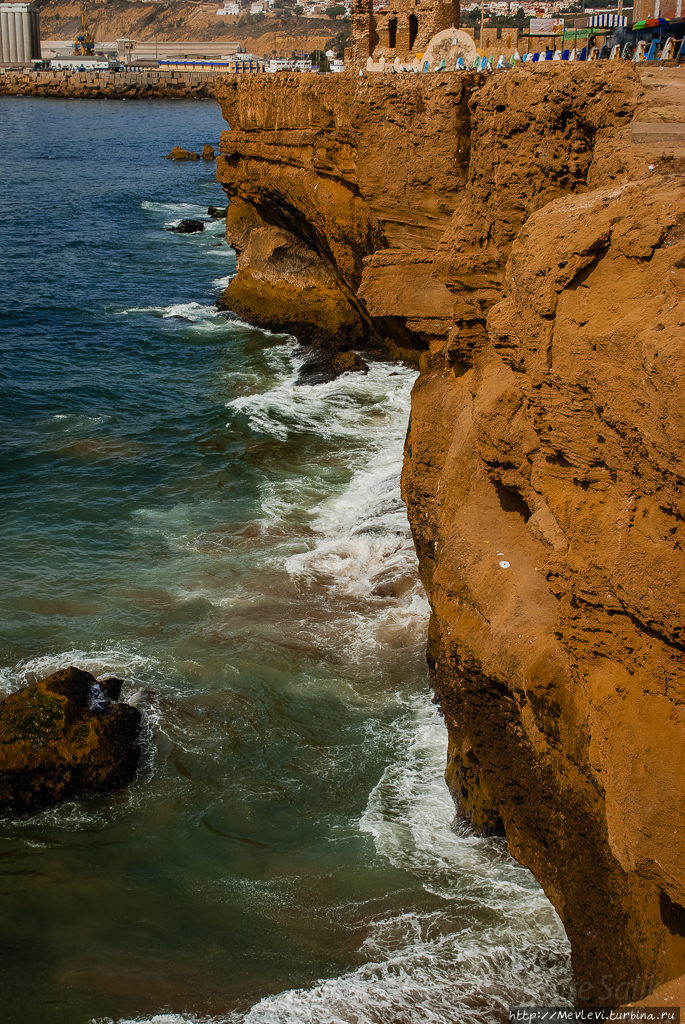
[73,3,97,56]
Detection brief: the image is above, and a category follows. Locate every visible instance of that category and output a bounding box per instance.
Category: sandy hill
[37,0,346,56]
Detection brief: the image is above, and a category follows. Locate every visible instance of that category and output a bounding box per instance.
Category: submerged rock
[168,219,205,234]
[295,348,369,386]
[0,667,141,815]
[165,147,199,161]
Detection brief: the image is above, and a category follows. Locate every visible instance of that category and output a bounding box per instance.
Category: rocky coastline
[214,62,685,1003]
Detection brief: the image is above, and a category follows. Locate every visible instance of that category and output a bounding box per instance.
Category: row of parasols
[416,36,684,73]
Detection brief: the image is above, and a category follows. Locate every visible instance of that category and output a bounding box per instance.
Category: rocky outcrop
[215,71,474,363]
[166,147,200,160]
[401,67,685,1003]
[213,62,685,1001]
[214,65,642,363]
[0,667,141,815]
[168,219,205,233]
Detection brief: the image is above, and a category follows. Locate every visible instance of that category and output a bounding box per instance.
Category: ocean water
[0,97,574,1024]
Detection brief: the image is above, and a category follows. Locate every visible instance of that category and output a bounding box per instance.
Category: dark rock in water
[207,205,228,219]
[168,220,205,234]
[165,147,200,161]
[100,677,125,701]
[202,145,216,161]
[0,667,141,816]
[295,348,369,386]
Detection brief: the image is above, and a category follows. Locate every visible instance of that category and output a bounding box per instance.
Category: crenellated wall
[351,0,460,67]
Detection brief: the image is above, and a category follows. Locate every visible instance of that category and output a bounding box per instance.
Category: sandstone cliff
[214,63,685,1002]
[215,71,474,362]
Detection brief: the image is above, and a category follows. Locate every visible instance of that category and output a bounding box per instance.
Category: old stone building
[351,0,460,67]
[632,0,683,20]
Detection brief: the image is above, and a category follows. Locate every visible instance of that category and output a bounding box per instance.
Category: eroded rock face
[0,667,141,815]
[214,72,475,364]
[402,173,685,1001]
[214,65,645,367]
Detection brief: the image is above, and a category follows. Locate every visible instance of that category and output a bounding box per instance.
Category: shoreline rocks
[294,347,369,385]
[166,146,200,161]
[167,219,205,233]
[0,667,141,816]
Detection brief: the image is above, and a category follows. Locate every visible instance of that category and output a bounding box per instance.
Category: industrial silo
[0,3,41,64]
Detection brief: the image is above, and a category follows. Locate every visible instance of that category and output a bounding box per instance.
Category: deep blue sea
[0,96,573,1024]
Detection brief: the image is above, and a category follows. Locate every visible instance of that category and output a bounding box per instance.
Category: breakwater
[0,68,223,98]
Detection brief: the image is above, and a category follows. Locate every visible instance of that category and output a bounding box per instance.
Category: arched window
[409,13,418,49]
[388,17,397,48]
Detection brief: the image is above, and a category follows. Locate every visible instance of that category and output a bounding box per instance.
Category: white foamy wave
[212,273,234,291]
[110,703,573,1024]
[285,451,416,599]
[0,648,158,699]
[141,201,207,217]
[111,1016,222,1024]
[361,707,525,897]
[238,706,572,1021]
[227,361,416,443]
[209,246,238,257]
[221,930,571,1024]
[280,365,427,656]
[117,301,235,332]
[116,301,269,337]
[159,302,226,330]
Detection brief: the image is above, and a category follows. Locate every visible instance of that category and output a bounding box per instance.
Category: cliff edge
[214,63,685,1002]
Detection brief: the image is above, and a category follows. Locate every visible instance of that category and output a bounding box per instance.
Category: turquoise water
[0,97,574,1023]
